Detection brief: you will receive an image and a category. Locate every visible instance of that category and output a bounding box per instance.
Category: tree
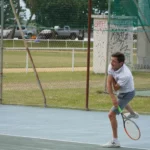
[92,0,108,14]
[22,0,38,25]
[22,0,88,28]
[35,0,84,28]
[22,0,108,29]
[0,0,25,28]
[0,0,26,39]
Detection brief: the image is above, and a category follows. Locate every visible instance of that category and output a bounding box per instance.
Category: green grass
[4,50,137,69]
[3,50,92,68]
[2,71,150,113]
[4,39,93,48]
[2,50,150,113]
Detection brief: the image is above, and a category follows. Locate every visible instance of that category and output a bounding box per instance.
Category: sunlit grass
[2,71,150,113]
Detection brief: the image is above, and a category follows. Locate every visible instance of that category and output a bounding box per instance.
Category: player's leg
[123,91,139,119]
[108,110,118,139]
[125,104,134,113]
[102,110,120,148]
[125,104,139,119]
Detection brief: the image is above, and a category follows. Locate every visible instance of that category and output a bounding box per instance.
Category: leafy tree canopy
[23,0,108,29]
[1,0,26,28]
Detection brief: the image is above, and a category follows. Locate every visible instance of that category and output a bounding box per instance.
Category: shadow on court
[0,135,145,150]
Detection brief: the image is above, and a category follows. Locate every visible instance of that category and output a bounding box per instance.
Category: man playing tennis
[102,52,139,148]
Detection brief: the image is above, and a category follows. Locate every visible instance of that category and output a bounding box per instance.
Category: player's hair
[111,52,125,63]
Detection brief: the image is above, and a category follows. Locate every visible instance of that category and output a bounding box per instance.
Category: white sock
[113,138,119,143]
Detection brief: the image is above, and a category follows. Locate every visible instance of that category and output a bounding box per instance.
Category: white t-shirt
[108,64,134,93]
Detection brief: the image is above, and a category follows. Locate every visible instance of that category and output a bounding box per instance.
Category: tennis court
[0,105,149,150]
[136,90,150,97]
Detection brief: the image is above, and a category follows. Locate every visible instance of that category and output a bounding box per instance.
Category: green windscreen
[109,0,150,28]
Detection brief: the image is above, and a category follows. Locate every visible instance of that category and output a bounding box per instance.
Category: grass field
[3,50,92,68]
[3,39,93,48]
[2,50,150,113]
[2,71,150,114]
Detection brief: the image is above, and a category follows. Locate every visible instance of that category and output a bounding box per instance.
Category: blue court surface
[0,105,149,150]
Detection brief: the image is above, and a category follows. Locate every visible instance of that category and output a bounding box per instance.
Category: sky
[20,0,30,20]
[20,0,35,20]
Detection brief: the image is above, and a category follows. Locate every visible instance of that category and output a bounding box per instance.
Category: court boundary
[0,133,148,150]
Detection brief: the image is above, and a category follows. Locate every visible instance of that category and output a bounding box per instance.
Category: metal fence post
[72,49,75,72]
[0,0,4,104]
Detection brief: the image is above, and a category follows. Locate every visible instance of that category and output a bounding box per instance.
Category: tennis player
[102,52,139,148]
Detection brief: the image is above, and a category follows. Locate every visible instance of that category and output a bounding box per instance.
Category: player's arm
[112,77,120,91]
[107,75,118,107]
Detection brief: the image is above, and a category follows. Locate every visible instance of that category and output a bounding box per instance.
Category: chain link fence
[1,0,150,112]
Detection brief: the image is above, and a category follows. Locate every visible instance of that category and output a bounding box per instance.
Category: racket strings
[125,120,140,140]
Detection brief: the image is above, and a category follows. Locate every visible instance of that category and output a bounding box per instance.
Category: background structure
[0,0,150,112]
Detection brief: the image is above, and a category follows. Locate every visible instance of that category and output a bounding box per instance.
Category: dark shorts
[111,90,135,114]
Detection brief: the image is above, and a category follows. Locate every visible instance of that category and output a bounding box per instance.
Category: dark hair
[111,52,125,63]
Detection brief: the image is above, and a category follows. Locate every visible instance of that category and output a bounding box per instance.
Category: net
[0,0,150,112]
[107,0,150,72]
[109,0,150,28]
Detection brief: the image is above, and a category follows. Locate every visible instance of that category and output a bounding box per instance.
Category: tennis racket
[118,106,141,140]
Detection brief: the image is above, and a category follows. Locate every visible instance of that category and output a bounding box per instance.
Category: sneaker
[125,112,139,119]
[102,140,121,148]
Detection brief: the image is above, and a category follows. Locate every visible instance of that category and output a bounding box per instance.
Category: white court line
[0,133,148,150]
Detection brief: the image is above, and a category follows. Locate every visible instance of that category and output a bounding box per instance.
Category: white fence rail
[4,39,92,50]
[4,39,137,51]
[3,39,94,72]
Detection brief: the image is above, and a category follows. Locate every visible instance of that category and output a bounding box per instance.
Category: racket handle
[118,106,123,113]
